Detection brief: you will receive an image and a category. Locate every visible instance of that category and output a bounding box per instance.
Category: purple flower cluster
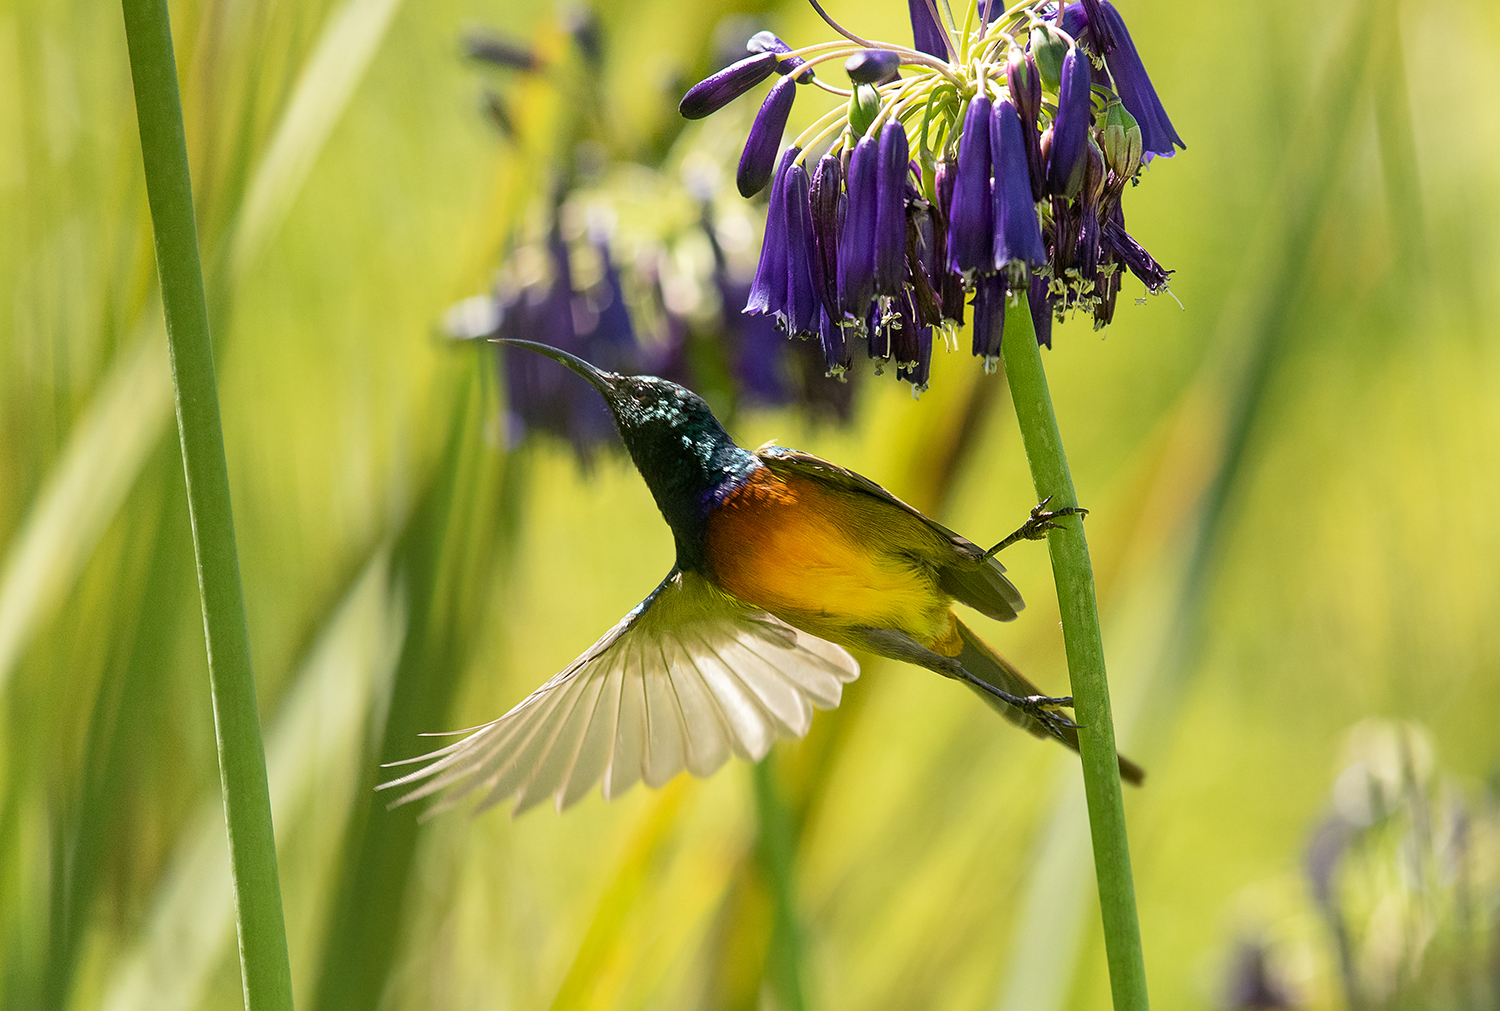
[678,0,1182,387]
[453,15,855,461]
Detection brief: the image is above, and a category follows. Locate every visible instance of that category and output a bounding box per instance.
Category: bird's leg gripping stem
[982,496,1090,560]
[857,627,1079,740]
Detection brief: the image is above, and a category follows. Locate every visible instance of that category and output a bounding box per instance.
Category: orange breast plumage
[702,466,956,650]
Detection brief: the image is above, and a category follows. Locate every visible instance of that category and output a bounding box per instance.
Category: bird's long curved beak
[493,338,620,396]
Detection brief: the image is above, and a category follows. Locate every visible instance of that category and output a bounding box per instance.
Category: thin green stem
[119,3,294,1011]
[998,292,1148,1011]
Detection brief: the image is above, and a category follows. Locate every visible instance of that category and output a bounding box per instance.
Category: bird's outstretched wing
[379,570,859,817]
[754,444,1025,622]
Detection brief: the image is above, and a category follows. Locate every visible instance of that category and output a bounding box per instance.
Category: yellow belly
[704,470,958,653]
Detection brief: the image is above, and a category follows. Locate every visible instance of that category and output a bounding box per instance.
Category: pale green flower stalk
[119,1,294,1009]
[1001,291,1146,1011]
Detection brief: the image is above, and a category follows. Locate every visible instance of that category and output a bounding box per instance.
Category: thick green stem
[999,294,1147,1011]
[120,3,294,1010]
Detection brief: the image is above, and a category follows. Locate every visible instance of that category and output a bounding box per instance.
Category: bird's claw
[1016,497,1089,541]
[1017,693,1079,736]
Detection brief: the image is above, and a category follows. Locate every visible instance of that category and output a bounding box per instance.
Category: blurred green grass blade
[229,0,405,278]
[0,321,171,694]
[548,785,690,1011]
[0,0,403,710]
[39,447,192,1011]
[311,360,509,1011]
[99,548,401,1011]
[753,756,806,1011]
[993,8,1384,1010]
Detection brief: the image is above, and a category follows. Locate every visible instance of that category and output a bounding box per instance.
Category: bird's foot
[983,497,1090,559]
[1014,693,1080,739]
[956,670,1079,737]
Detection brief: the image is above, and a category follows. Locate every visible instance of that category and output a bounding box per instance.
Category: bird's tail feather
[954,619,1145,786]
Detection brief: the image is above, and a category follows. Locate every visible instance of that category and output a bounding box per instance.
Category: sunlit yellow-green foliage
[3,0,1500,1009]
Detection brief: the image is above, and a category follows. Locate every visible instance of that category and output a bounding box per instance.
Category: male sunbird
[382,341,1143,816]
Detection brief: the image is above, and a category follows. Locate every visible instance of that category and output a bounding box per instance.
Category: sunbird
[382,340,1144,816]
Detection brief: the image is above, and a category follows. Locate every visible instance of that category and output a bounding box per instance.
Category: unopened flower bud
[737,75,797,197]
[845,48,901,85]
[946,95,993,278]
[1100,101,1142,180]
[679,52,779,120]
[1045,45,1091,197]
[837,136,879,320]
[848,83,882,136]
[873,122,910,296]
[1030,22,1071,92]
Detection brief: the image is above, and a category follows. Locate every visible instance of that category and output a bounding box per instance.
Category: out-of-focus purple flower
[809,153,844,315]
[1221,940,1295,1011]
[783,162,820,337]
[907,0,948,59]
[747,148,800,315]
[580,238,636,372]
[1029,272,1054,348]
[1091,2,1184,159]
[991,100,1047,281]
[837,135,878,322]
[500,225,615,456]
[1102,217,1172,292]
[464,31,542,71]
[748,30,814,82]
[946,95,993,278]
[873,122,910,296]
[846,49,902,85]
[1046,45,1090,197]
[1008,51,1045,201]
[679,52,779,120]
[738,76,798,197]
[971,273,1006,359]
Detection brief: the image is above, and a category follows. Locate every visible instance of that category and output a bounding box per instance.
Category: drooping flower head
[678,0,1183,390]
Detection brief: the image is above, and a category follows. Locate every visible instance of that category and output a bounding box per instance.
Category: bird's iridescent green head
[497,340,757,569]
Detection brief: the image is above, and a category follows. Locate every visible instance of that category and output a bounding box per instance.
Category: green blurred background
[3,0,1499,1008]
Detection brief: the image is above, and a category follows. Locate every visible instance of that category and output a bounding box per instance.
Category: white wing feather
[379,570,859,816]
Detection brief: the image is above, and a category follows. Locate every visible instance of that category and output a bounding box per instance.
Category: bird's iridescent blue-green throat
[382,340,1143,815]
